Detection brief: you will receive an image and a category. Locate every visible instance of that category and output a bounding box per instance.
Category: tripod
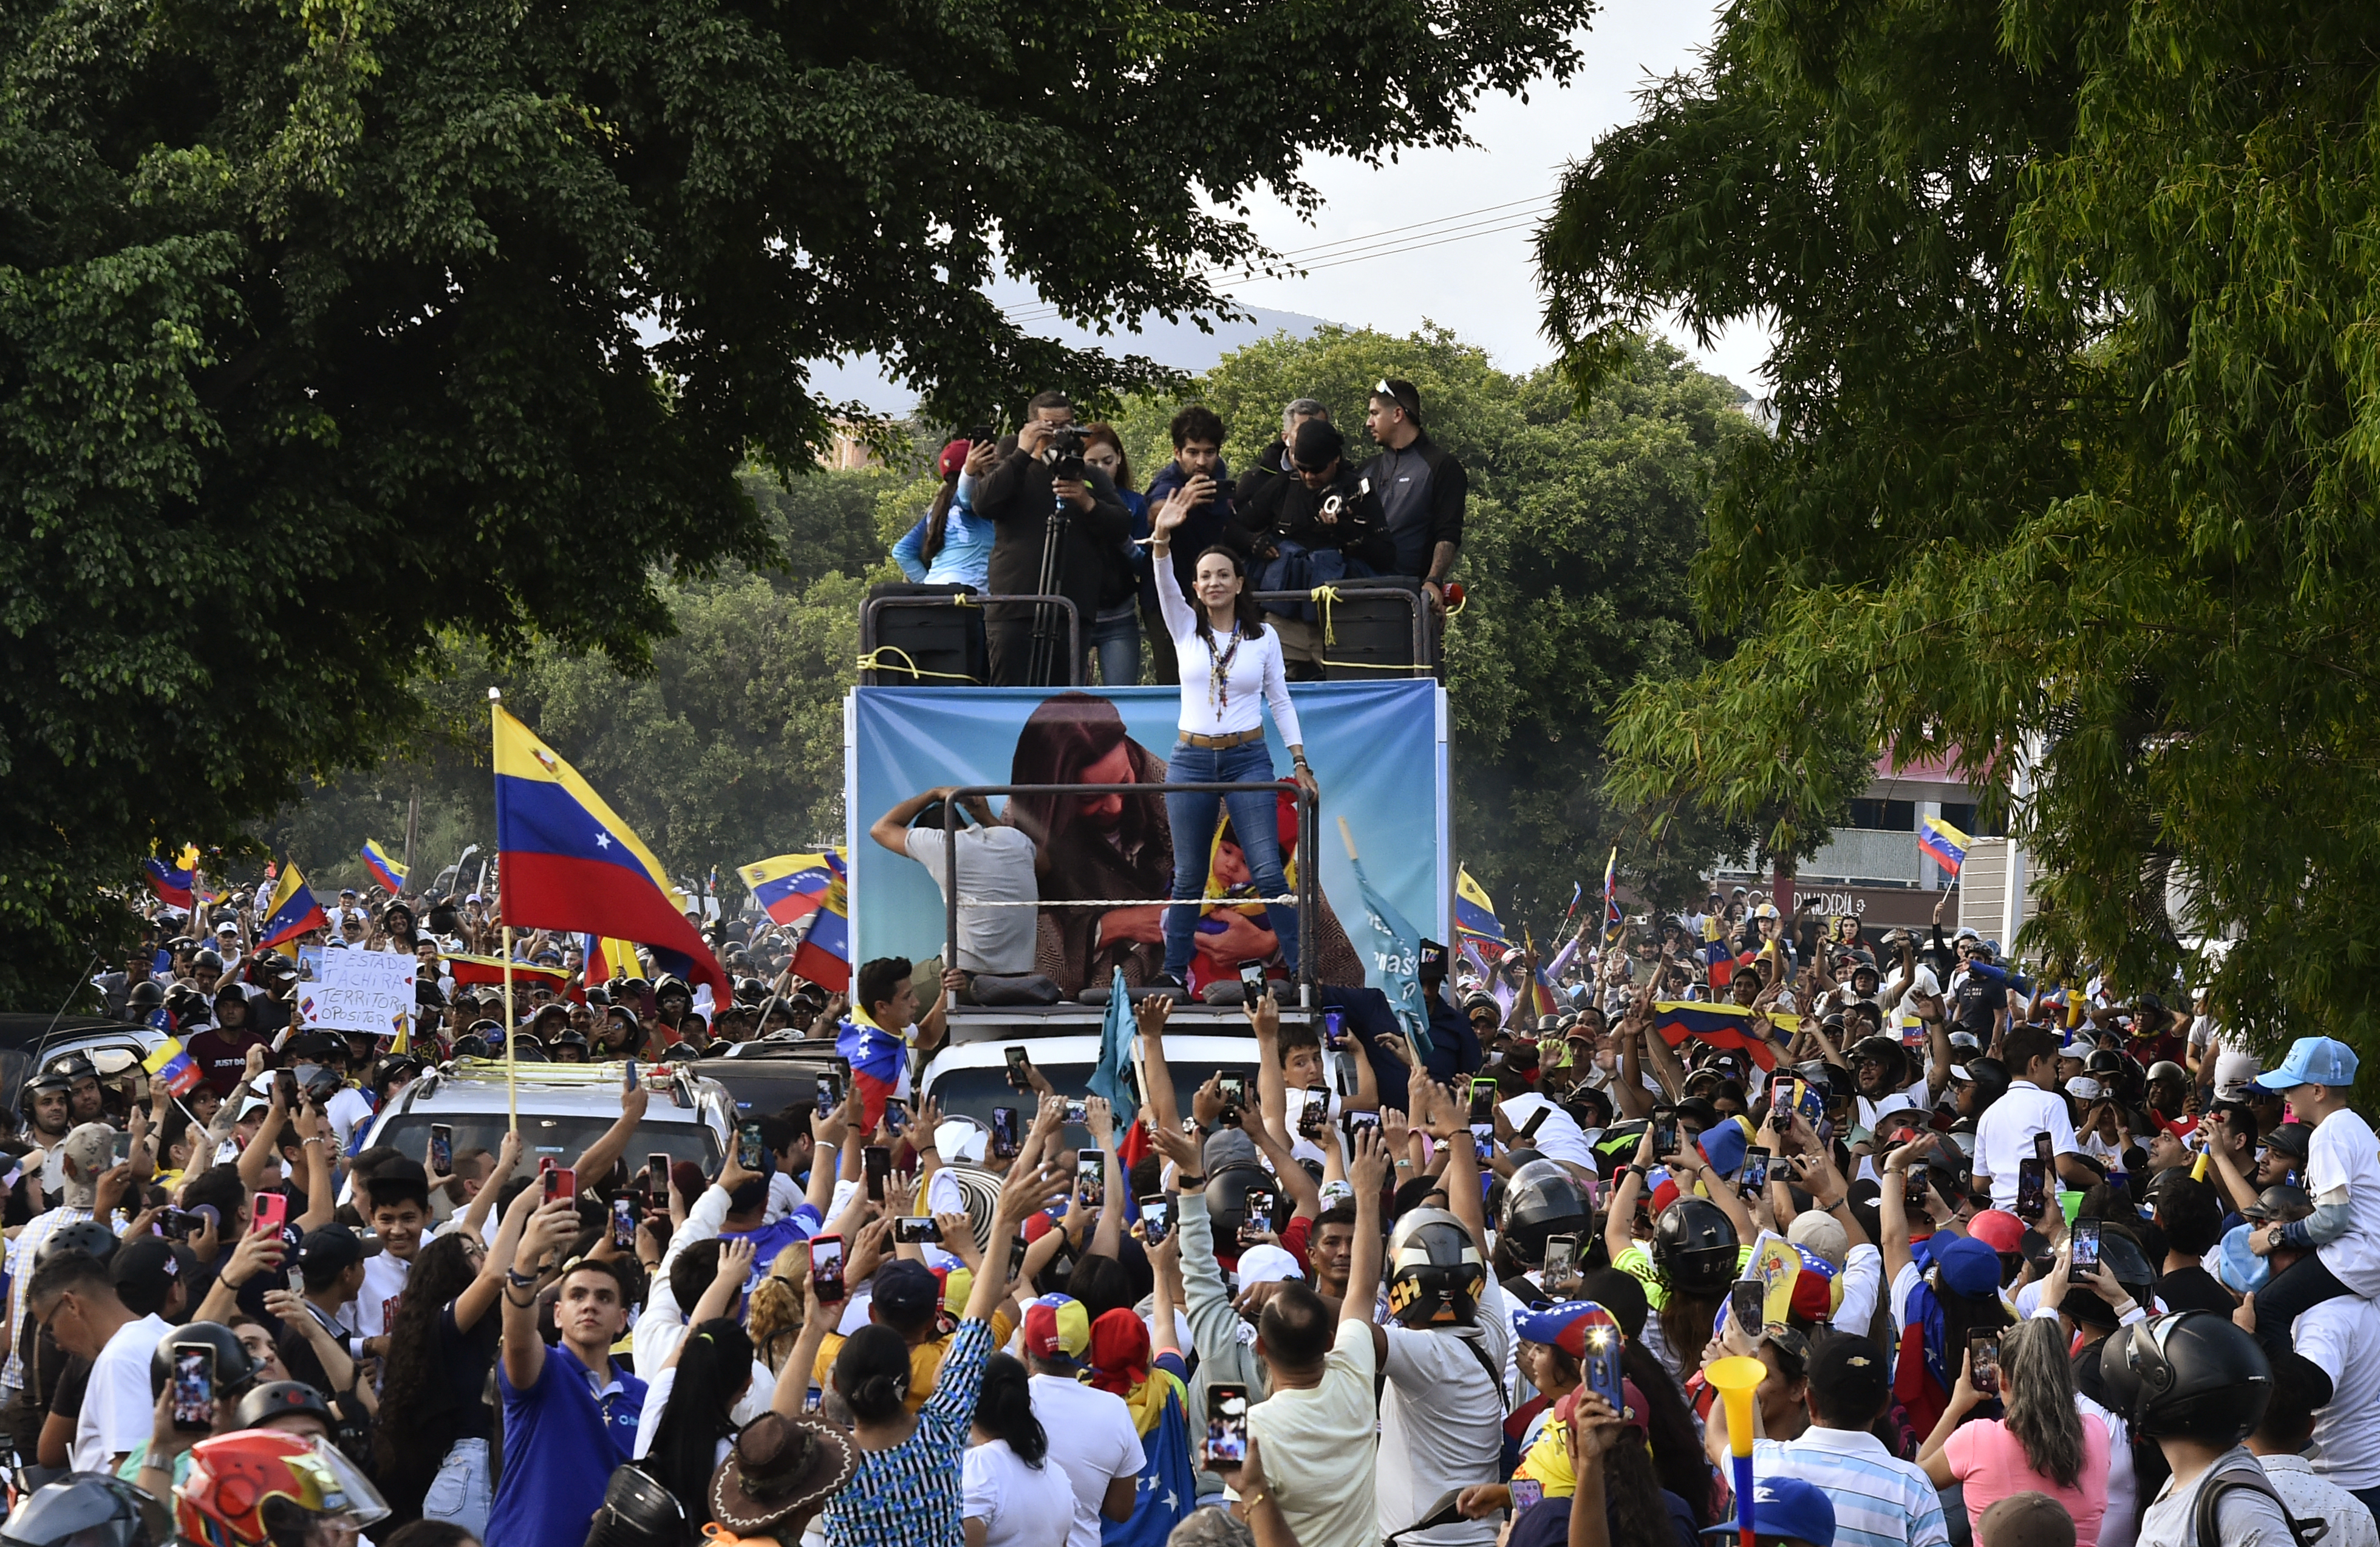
[1026,488,1071,685]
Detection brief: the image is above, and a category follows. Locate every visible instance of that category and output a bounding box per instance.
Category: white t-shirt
[1378,1316,1513,1546]
[339,1251,412,1340]
[2076,1393,2139,1547]
[1247,1319,1378,1547]
[324,1087,377,1153]
[1973,1079,2081,1209]
[76,1313,172,1472]
[904,826,1039,977]
[2297,1268,2380,1487]
[963,1438,1081,1547]
[2307,1108,2380,1295]
[1858,1077,1935,1135]
[2135,1449,2296,1547]
[1026,1372,1145,1547]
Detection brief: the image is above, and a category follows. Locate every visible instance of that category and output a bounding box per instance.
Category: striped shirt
[818,1316,993,1547]
[2,1205,96,1391]
[1753,1427,1951,1547]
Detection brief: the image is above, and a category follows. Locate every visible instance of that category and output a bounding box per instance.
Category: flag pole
[492,688,517,1133]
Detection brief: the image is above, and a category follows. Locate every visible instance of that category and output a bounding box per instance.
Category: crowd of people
[889,381,1465,686]
[2,864,2373,1547]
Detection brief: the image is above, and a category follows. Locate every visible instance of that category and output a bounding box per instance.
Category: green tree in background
[0,0,1594,1006]
[1122,326,1761,931]
[1540,0,2380,1043]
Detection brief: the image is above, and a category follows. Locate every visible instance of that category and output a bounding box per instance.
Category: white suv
[358,1060,735,1178]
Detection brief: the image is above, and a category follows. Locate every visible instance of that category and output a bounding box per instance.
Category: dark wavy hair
[972,1353,1048,1466]
[1187,545,1267,643]
[373,1234,484,1503]
[1622,1336,1710,1527]
[1008,692,1159,874]
[647,1317,755,1528]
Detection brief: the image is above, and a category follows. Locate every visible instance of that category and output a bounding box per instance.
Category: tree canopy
[1541,0,2380,1040]
[0,0,1594,1004]
[1117,324,1759,927]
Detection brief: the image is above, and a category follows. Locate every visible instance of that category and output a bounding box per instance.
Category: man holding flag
[836,957,935,1129]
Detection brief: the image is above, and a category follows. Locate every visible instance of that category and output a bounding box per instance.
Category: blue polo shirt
[488,1340,646,1547]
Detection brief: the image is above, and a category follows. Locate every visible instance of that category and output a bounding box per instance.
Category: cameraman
[1229,418,1395,677]
[1235,397,1331,510]
[976,389,1134,685]
[1137,405,1233,686]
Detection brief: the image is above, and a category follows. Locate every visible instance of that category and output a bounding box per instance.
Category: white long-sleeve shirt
[1155,559,1303,743]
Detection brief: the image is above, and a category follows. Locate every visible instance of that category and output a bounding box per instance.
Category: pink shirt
[1943,1415,2110,1546]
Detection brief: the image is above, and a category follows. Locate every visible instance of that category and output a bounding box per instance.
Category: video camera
[1038,424,1089,483]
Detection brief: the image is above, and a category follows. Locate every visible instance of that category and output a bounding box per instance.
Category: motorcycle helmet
[231,1382,336,1435]
[1651,1197,1739,1296]
[39,1221,122,1267]
[174,1430,389,1547]
[2099,1310,2271,1441]
[126,980,165,1016]
[1846,1035,1911,1092]
[1201,1164,1272,1258]
[0,1474,157,1547]
[1497,1159,1594,1269]
[152,1322,265,1405]
[1386,1207,1486,1327]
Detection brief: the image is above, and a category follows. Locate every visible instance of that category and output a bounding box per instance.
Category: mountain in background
[803,285,1335,415]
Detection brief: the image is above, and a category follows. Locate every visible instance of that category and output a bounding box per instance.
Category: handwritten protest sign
[298,949,414,1043]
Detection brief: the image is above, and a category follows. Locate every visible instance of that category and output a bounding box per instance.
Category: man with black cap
[1229,416,1397,678]
[1362,378,1467,613]
[282,1225,369,1400]
[1720,1331,1948,1547]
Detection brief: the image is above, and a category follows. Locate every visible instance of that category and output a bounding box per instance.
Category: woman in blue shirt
[893,440,998,588]
[1082,424,1149,686]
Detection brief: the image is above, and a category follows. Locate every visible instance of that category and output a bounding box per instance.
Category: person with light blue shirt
[893,439,997,587]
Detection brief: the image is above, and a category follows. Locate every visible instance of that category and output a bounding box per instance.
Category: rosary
[1205,623,1243,714]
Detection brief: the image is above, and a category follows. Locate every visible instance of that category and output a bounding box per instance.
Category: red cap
[938,440,970,478]
[1968,1209,2026,1253]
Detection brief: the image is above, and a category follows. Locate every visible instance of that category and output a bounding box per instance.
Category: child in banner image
[1186,787,1362,994]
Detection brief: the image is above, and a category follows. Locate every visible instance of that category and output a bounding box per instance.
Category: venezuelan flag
[142,1037,203,1098]
[1453,866,1507,951]
[1651,1000,1783,1072]
[584,935,643,984]
[1521,927,1560,1021]
[257,862,329,951]
[361,841,408,895]
[142,844,200,910]
[790,855,851,992]
[493,706,729,999]
[740,852,846,928]
[440,953,571,991]
[1918,816,1969,876]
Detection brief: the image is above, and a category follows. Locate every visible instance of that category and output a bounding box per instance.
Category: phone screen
[814,1073,840,1116]
[1218,1074,1247,1118]
[2035,1131,2054,1169]
[810,1235,845,1302]
[884,1099,908,1135]
[1739,1146,1771,1191]
[2014,1157,2047,1221]
[738,1122,766,1171]
[612,1198,636,1249]
[1063,1099,1088,1126]
[1906,1166,1932,1211]
[171,1346,215,1433]
[1298,1087,1329,1138]
[1239,960,1267,1000]
[1730,1280,1765,1335]
[429,1124,454,1176]
[2071,1218,2102,1273]
[1140,1196,1172,1245]
[991,1107,1020,1158]
[1343,1110,1380,1147]
[1322,1011,1343,1051]
[1240,1189,1275,1243]
[1969,1331,2001,1396]
[1204,1385,1249,1463]
[1542,1234,1577,1283]
[1510,1478,1544,1512]
[1652,1119,1679,1158]
[1076,1153,1105,1209]
[895,1216,940,1245]
[1468,1078,1496,1126]
[647,1153,671,1199]
[864,1146,891,1203]
[1004,1045,1032,1090]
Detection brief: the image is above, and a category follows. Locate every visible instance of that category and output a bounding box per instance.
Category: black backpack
[2192,1452,2326,1547]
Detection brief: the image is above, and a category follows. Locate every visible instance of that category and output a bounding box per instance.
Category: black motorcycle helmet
[582,1458,687,1547]
[124,980,164,1014]
[233,1379,336,1432]
[1201,1164,1272,1258]
[1386,1207,1487,1327]
[150,1322,264,1403]
[0,1474,156,1547]
[2099,1310,2272,1442]
[40,1221,122,1267]
[1847,1034,1911,1093]
[1651,1197,1739,1296]
[1497,1159,1593,1269]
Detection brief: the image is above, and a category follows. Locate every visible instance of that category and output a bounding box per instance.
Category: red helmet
[174,1430,387,1547]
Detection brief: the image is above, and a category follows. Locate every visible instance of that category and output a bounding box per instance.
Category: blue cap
[1699,1475,1835,1544]
[2256,1036,2359,1093]
[1697,1118,1750,1179]
[1508,1299,1609,1356]
[1924,1234,2003,1299]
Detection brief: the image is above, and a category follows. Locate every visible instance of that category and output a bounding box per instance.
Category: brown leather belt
[1178,728,1264,749]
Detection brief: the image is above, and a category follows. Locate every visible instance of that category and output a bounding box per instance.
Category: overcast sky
[1199,0,1765,393]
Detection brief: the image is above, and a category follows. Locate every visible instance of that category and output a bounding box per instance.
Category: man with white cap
[2245,1034,2380,1355]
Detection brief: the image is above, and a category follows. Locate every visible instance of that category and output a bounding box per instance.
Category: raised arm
[500,1196,583,1393]
[1136,997,1182,1135]
[293,1101,338,1231]
[1343,1129,1387,1325]
[1084,1098,1125,1259]
[571,1082,650,1187]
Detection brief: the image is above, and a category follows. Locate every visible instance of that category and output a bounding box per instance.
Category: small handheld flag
[361,841,409,895]
[257,862,329,951]
[143,1037,203,1098]
[789,853,852,992]
[142,844,200,910]
[1453,866,1507,951]
[1918,816,1969,876]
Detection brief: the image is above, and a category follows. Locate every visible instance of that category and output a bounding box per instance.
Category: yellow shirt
[1516,1415,1576,1497]
[811,1308,1017,1415]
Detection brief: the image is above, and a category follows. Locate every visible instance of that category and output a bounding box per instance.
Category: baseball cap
[1236,1245,1303,1289]
[2256,1036,2359,1092]
[60,1123,118,1203]
[1697,1476,1834,1545]
[295,1225,373,1274]
[1925,1234,2002,1298]
[873,1260,939,1321]
[364,1158,431,1211]
[1785,1211,1847,1269]
[1023,1294,1089,1362]
[2065,1076,2102,1101]
[1289,417,1345,470]
[111,1237,185,1316]
[1807,1333,1891,1420]
[1509,1300,1600,1356]
[2242,1183,2314,1223]
[1967,1209,2027,1254]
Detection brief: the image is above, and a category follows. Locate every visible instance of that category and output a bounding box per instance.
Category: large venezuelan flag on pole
[1918,816,1969,876]
[257,862,329,951]
[492,705,729,999]
[1651,1000,1784,1072]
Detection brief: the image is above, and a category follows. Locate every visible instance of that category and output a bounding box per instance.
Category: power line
[998,195,1553,326]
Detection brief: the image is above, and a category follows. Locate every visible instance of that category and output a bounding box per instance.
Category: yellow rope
[1303,583,1433,671]
[1309,584,1343,646]
[856,646,981,682]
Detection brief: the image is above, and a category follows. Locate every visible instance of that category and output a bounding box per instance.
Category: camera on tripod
[1038,424,1089,483]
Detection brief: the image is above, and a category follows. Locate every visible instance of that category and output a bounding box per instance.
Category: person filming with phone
[1145,471,1318,994]
[1917,1317,2112,1545]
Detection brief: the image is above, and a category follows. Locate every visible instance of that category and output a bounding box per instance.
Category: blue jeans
[1162,740,1298,979]
[1091,606,1141,686]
